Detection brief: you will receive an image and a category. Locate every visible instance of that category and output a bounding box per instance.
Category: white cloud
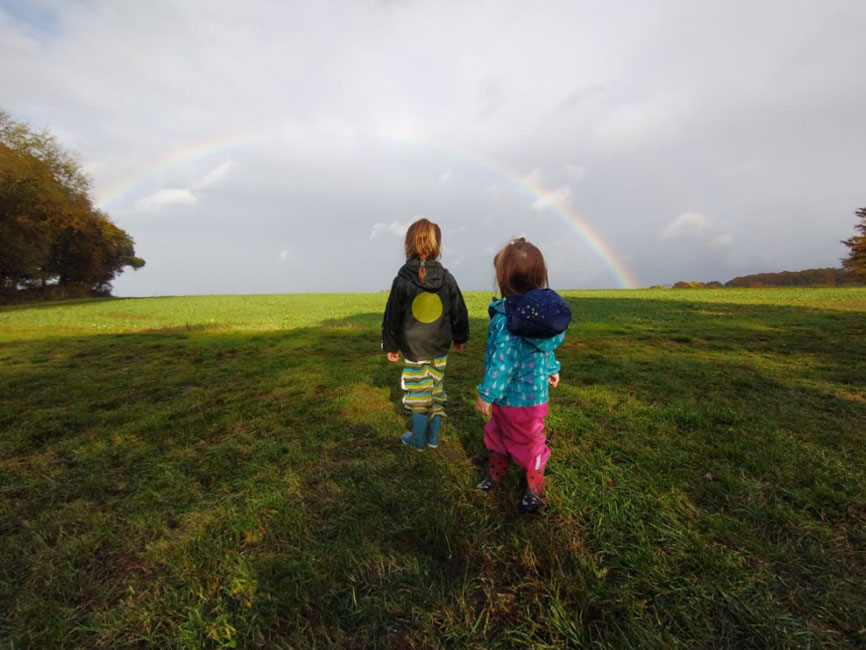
[134,188,197,212]
[279,247,292,261]
[660,212,712,239]
[132,161,236,213]
[370,220,409,239]
[532,185,572,211]
[193,160,237,191]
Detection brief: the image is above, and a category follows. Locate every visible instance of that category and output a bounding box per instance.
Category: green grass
[2,288,865,649]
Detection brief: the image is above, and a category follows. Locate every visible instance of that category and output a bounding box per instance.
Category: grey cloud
[477,77,506,120]
[1,0,863,294]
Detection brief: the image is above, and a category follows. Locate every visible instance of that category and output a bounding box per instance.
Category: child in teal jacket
[476,238,571,513]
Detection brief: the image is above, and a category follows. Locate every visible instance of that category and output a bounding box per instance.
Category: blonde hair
[404,218,441,284]
[493,237,548,297]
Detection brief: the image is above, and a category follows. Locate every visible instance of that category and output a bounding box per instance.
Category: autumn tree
[0,143,62,288]
[0,110,90,199]
[0,109,144,298]
[841,207,866,282]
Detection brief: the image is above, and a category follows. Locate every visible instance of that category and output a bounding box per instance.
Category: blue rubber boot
[401,412,428,451]
[426,415,442,448]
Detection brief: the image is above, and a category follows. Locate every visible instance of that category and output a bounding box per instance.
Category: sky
[1,0,864,295]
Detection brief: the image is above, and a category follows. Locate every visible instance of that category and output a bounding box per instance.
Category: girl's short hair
[494,237,548,297]
[404,218,441,284]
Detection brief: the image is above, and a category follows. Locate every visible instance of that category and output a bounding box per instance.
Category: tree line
[671,268,861,289]
[724,267,860,288]
[1,110,144,302]
[671,207,866,289]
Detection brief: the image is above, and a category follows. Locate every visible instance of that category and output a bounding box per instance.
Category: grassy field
[1,288,865,649]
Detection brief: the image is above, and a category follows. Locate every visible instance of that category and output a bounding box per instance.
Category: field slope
[1,288,865,649]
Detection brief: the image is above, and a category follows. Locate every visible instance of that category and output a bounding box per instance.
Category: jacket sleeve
[546,351,562,376]
[477,317,519,403]
[381,277,403,352]
[448,274,469,344]
[546,332,565,375]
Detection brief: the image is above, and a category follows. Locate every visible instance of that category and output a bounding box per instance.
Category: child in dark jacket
[382,218,469,450]
[476,238,571,513]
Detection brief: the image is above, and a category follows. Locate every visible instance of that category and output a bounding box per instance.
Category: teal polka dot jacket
[477,298,565,407]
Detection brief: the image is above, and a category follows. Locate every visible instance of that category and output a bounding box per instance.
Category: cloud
[132,161,236,213]
[532,186,572,211]
[477,77,506,120]
[439,169,451,186]
[660,212,713,239]
[279,247,292,261]
[2,1,862,295]
[193,160,237,191]
[660,212,736,256]
[547,85,606,117]
[444,246,465,267]
[370,220,409,239]
[564,164,586,182]
[134,188,197,212]
[595,94,689,149]
[484,184,502,198]
[522,168,544,187]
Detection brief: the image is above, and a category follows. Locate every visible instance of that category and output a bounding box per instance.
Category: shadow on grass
[1,298,865,648]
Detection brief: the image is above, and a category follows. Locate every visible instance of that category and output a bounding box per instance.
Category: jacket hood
[505,289,572,339]
[488,297,564,352]
[398,259,445,290]
[488,298,506,318]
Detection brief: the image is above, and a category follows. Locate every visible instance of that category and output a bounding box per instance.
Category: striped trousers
[400,355,448,417]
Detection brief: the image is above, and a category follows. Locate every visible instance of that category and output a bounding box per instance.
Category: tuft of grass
[1,288,865,648]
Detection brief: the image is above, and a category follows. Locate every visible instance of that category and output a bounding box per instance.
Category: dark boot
[519,487,542,514]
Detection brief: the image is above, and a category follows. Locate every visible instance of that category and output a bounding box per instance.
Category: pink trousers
[484,402,551,473]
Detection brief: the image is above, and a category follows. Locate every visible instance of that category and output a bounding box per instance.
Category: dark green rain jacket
[381,259,469,362]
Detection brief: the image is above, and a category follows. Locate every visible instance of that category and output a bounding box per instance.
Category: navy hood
[504,289,572,339]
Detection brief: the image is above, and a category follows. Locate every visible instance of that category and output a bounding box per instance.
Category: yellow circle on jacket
[411,292,443,323]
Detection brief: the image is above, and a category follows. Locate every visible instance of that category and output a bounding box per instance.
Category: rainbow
[398,137,639,289]
[94,126,270,210]
[94,127,639,288]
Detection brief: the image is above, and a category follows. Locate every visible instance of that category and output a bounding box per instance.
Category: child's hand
[453,343,465,353]
[475,395,492,416]
[386,351,401,363]
[549,373,560,388]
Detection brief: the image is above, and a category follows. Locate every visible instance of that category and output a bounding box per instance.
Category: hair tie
[420,262,425,266]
